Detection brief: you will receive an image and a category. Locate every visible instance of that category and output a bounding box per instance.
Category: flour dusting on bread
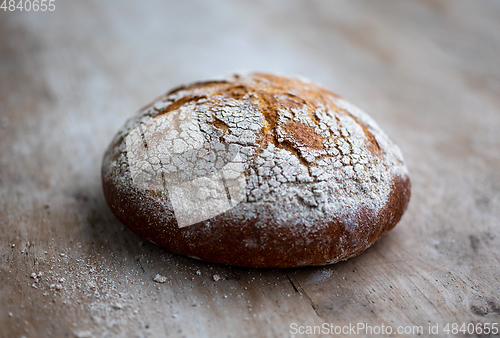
[121,73,407,229]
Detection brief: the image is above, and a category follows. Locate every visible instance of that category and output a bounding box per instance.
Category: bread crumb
[73,330,93,338]
[153,274,167,283]
[213,274,221,282]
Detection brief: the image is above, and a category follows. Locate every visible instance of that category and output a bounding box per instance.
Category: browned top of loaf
[151,73,389,161]
[162,73,355,154]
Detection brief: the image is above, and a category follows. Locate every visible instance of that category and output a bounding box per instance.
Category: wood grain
[1,0,500,337]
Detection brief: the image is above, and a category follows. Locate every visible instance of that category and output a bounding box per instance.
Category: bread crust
[102,72,411,267]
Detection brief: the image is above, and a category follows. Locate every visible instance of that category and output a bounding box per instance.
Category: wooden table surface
[1,0,500,337]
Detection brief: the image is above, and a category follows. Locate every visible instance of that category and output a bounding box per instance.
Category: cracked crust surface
[102,72,411,267]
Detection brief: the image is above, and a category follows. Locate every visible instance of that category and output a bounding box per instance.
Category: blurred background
[1,0,500,337]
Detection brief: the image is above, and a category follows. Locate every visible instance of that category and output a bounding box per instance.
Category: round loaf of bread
[102,72,410,267]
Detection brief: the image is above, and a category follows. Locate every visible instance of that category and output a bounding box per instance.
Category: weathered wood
[1,0,500,337]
